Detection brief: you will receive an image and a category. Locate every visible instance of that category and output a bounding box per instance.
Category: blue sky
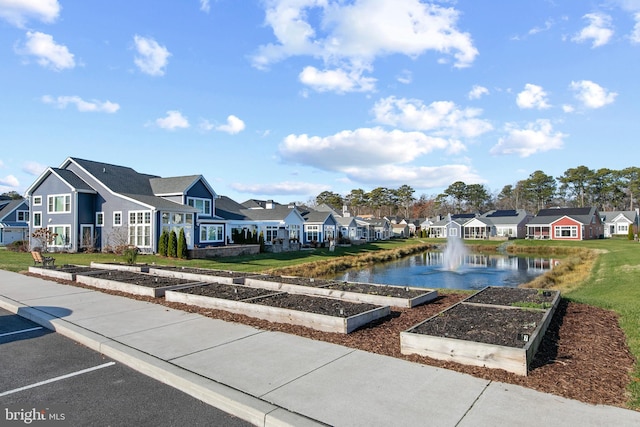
[1,0,639,203]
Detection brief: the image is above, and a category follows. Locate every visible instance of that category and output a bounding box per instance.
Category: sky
[1,0,639,204]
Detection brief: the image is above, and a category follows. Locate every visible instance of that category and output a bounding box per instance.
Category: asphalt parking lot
[0,307,250,426]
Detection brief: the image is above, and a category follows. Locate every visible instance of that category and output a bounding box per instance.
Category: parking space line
[0,327,44,338]
[0,362,116,397]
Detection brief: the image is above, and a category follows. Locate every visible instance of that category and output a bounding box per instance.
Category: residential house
[429,214,475,238]
[462,209,532,239]
[391,222,410,238]
[216,196,305,244]
[0,198,30,246]
[600,210,638,238]
[296,207,339,245]
[359,217,391,240]
[25,157,222,253]
[526,207,603,240]
[314,203,359,241]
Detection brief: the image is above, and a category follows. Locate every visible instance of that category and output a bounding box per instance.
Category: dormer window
[187,197,211,216]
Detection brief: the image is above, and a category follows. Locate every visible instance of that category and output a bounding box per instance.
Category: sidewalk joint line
[0,326,43,337]
[454,380,492,427]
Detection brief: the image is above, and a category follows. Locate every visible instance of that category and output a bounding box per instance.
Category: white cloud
[299,65,376,93]
[230,181,330,196]
[0,0,60,27]
[372,96,493,139]
[155,110,189,130]
[252,0,478,92]
[216,115,246,134]
[516,84,550,109]
[279,127,455,173]
[344,164,484,188]
[570,80,617,108]
[631,12,640,43]
[0,174,19,187]
[571,13,614,48]
[22,161,46,176]
[562,104,575,113]
[396,70,412,85]
[42,95,120,113]
[18,31,75,71]
[133,35,171,76]
[490,119,566,158]
[200,0,210,13]
[468,85,489,100]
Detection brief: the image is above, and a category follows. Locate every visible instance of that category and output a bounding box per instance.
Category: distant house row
[2,157,638,251]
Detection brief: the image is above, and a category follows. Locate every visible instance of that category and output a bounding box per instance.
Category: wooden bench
[31,251,55,268]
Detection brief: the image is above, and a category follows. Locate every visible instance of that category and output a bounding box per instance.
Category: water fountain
[441,217,468,271]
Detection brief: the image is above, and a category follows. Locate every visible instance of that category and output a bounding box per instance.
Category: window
[618,224,628,233]
[289,224,300,240]
[17,211,29,222]
[265,226,278,242]
[33,196,42,206]
[200,225,224,242]
[554,225,577,238]
[48,194,71,213]
[96,212,104,227]
[187,197,211,216]
[128,210,152,248]
[48,225,71,247]
[160,211,193,248]
[305,225,320,242]
[113,211,122,226]
[33,212,42,228]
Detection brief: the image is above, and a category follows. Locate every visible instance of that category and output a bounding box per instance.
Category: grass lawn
[2,236,640,408]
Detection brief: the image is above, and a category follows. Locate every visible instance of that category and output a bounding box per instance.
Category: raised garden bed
[400,286,560,376]
[148,266,253,285]
[89,262,150,273]
[28,265,104,281]
[244,275,437,308]
[165,284,390,334]
[76,270,200,297]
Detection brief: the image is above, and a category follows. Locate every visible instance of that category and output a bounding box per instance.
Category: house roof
[51,168,96,193]
[216,196,303,223]
[150,175,202,195]
[67,157,159,195]
[479,209,530,225]
[0,199,27,221]
[528,207,599,225]
[601,210,637,223]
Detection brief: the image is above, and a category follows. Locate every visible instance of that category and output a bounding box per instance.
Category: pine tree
[178,228,188,259]
[158,230,168,256]
[168,230,177,258]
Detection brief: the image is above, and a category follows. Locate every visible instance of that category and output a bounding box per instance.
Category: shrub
[258,231,265,252]
[158,230,168,256]
[168,230,177,258]
[178,228,188,259]
[123,245,139,265]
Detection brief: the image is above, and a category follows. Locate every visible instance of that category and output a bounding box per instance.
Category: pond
[330,250,558,291]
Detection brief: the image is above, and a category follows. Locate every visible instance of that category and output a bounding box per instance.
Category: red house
[526,207,604,240]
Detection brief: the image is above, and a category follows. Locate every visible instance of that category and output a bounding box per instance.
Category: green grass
[3,236,640,408]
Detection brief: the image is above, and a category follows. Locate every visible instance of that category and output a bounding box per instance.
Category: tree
[522,171,556,212]
[168,230,177,258]
[621,167,640,210]
[0,191,23,200]
[395,185,415,217]
[442,181,468,212]
[557,165,595,207]
[345,188,368,216]
[158,230,168,256]
[177,228,188,259]
[465,184,491,212]
[315,191,344,210]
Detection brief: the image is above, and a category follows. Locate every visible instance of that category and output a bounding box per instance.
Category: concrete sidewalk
[1,269,639,427]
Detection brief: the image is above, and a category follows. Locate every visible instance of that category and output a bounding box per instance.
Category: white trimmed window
[200,225,224,242]
[129,210,152,248]
[187,197,211,216]
[289,224,300,240]
[48,194,71,213]
[554,225,577,238]
[33,196,42,206]
[33,212,42,228]
[265,226,278,242]
[96,212,104,227]
[305,225,320,242]
[113,211,122,226]
[48,225,71,247]
[17,210,29,222]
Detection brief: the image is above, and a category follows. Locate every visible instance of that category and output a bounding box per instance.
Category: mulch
[24,273,637,409]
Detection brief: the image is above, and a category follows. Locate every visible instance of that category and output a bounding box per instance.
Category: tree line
[313,166,640,218]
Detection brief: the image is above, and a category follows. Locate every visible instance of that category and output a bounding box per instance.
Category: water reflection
[331,251,558,291]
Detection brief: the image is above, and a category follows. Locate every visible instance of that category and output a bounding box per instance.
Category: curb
[0,297,328,427]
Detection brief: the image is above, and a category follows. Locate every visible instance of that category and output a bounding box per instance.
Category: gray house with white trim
[0,198,29,246]
[25,157,223,253]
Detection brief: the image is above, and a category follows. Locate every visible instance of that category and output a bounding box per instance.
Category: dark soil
[411,303,545,348]
[151,266,253,279]
[250,293,380,317]
[54,265,103,273]
[322,281,430,298]
[174,283,279,301]
[250,274,341,287]
[25,271,637,409]
[80,270,195,288]
[466,286,558,307]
